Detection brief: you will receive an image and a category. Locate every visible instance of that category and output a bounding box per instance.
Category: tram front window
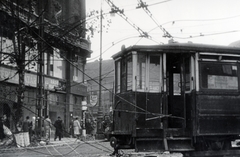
[137,54,146,91]
[200,62,238,90]
[149,55,160,92]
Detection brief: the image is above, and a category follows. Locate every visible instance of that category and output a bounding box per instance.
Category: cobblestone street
[0,137,183,157]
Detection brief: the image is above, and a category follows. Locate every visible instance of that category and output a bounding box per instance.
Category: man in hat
[54,116,64,141]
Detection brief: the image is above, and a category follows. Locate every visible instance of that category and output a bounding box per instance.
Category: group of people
[69,117,97,140]
[43,115,64,144]
[44,116,91,143]
[1,114,97,145]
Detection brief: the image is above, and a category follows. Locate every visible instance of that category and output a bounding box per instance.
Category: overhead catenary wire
[105,0,150,39]
[136,0,172,38]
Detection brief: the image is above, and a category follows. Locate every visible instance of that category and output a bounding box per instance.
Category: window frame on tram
[115,58,121,93]
[134,52,162,93]
[115,51,163,93]
[115,54,133,93]
[198,53,240,92]
[199,61,239,91]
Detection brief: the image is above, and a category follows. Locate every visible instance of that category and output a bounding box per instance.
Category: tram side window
[121,58,127,91]
[137,54,146,91]
[127,56,133,91]
[116,60,121,93]
[200,62,238,90]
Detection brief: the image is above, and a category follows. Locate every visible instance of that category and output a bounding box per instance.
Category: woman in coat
[73,117,81,139]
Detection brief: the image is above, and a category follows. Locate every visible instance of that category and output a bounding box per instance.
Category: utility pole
[97,0,104,138]
[37,1,45,138]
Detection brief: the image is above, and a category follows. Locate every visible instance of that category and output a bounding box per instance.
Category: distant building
[85,59,114,119]
[0,0,91,132]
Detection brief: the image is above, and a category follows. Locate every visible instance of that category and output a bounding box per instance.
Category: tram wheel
[110,136,117,148]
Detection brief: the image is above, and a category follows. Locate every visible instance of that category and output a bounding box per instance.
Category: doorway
[167,53,190,128]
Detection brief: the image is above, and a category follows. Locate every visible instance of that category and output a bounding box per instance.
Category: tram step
[135,138,165,152]
[136,128,163,137]
[167,137,194,152]
[136,137,163,141]
[169,148,195,152]
[166,137,192,140]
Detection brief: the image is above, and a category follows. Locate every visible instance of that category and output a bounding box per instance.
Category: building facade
[0,0,91,134]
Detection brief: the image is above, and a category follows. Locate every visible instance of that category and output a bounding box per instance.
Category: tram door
[166,53,191,128]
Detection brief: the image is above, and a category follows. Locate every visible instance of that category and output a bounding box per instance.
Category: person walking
[90,119,96,140]
[22,116,33,141]
[0,117,4,142]
[54,116,63,141]
[43,115,52,144]
[2,114,10,129]
[73,117,81,140]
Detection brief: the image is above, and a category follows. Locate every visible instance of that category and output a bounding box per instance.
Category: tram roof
[112,43,240,59]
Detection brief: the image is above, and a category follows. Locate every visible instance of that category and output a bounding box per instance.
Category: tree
[0,0,39,131]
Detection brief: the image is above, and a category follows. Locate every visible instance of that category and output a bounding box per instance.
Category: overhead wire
[173,29,240,39]
[105,0,150,38]
[87,35,142,62]
[136,0,172,38]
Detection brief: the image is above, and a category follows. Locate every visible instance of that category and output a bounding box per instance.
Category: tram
[109,43,240,155]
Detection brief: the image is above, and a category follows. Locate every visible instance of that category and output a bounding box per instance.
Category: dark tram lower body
[110,44,240,155]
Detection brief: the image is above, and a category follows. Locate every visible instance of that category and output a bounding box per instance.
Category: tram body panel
[196,94,240,135]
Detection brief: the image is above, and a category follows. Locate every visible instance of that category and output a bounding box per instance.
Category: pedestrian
[0,116,4,142]
[90,119,96,140]
[2,114,10,129]
[43,115,52,144]
[73,117,81,139]
[69,117,74,138]
[22,116,33,141]
[86,118,91,135]
[54,116,64,141]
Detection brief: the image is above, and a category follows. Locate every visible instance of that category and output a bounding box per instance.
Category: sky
[85,0,240,62]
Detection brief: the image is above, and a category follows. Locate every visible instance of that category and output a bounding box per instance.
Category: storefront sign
[0,67,37,87]
[70,83,87,96]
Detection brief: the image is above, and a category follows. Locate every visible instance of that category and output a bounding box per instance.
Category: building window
[44,48,66,79]
[73,55,84,83]
[1,38,16,67]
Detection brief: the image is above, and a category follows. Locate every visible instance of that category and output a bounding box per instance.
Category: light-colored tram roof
[112,43,240,59]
